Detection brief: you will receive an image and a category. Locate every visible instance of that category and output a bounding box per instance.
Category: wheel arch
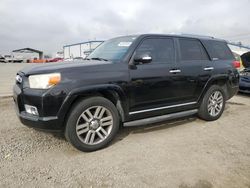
[58,84,128,129]
[198,74,230,104]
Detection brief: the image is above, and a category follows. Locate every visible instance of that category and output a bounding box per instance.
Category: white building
[63,41,103,59]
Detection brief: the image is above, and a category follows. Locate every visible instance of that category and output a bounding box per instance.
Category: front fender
[56,84,128,127]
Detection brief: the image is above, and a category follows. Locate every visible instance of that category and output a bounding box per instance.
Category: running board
[123,109,198,127]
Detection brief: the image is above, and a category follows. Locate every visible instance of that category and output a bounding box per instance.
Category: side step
[123,109,198,127]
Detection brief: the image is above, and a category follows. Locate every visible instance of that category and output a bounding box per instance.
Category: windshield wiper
[89,57,108,61]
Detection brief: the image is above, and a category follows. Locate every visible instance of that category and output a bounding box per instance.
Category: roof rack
[180,33,215,39]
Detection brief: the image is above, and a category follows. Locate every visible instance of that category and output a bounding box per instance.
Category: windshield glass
[87,36,137,61]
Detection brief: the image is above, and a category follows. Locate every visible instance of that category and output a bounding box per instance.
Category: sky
[0,0,250,55]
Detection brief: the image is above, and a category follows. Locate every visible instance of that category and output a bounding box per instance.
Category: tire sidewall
[65,97,119,152]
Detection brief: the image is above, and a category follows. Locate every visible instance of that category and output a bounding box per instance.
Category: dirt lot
[0,94,250,188]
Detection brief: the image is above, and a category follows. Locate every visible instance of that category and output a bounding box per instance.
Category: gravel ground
[0,94,250,188]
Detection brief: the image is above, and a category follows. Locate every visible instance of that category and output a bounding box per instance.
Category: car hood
[20,60,114,75]
[241,52,250,68]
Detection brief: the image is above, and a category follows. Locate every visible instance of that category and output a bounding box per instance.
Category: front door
[128,37,181,115]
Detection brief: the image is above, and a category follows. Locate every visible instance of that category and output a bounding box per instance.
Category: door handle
[204,67,214,71]
[169,69,181,73]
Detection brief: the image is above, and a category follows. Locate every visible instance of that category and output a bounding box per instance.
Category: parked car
[0,55,6,63]
[239,52,250,93]
[64,57,84,62]
[48,57,64,63]
[13,34,239,152]
[64,58,73,62]
[29,58,47,63]
[73,57,85,61]
[4,55,23,63]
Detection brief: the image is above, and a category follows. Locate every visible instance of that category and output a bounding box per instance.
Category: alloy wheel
[207,91,224,117]
[76,106,113,145]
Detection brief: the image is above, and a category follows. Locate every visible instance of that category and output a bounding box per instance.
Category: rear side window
[203,40,234,60]
[135,38,175,64]
[179,39,208,61]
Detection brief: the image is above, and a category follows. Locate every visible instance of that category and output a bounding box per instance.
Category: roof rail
[180,33,215,39]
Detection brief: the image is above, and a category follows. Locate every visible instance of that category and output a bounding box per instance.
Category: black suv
[13,34,239,152]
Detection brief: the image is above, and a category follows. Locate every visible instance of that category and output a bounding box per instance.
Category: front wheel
[65,97,120,152]
[198,85,226,121]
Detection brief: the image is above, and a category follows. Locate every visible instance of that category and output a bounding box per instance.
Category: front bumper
[17,111,61,132]
[13,84,65,132]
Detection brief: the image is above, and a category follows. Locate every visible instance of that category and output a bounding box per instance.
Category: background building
[63,41,103,59]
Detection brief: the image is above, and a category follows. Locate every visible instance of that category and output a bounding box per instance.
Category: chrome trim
[142,56,152,60]
[169,69,181,73]
[129,102,197,115]
[204,67,214,71]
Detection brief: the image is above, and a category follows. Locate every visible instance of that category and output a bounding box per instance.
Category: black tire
[198,85,226,121]
[65,96,120,152]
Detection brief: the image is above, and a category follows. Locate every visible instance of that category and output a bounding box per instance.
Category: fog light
[24,104,39,116]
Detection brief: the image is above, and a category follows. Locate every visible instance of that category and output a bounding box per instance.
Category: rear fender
[198,74,228,104]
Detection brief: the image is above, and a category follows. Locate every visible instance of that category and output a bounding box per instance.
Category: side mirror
[134,54,152,65]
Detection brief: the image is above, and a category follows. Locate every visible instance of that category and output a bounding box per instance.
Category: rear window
[179,39,208,61]
[203,40,234,60]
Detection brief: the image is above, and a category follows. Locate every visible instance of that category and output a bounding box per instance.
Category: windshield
[87,36,137,61]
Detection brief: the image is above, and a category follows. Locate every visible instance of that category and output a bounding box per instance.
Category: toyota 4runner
[13,34,239,152]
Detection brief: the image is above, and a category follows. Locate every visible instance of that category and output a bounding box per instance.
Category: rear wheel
[198,85,226,121]
[65,97,119,152]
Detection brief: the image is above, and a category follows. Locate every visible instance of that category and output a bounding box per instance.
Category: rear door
[202,40,239,87]
[176,38,211,102]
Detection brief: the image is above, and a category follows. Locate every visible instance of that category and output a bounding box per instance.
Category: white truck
[0,55,23,63]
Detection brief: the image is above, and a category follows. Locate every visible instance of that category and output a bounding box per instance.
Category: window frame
[132,37,177,65]
[177,38,210,62]
[202,40,234,61]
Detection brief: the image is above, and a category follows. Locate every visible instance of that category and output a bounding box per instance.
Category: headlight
[28,73,61,89]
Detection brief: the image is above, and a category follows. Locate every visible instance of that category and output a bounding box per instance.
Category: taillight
[232,61,240,68]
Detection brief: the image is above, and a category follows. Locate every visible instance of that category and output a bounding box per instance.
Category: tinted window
[179,39,208,61]
[203,41,234,60]
[135,38,175,63]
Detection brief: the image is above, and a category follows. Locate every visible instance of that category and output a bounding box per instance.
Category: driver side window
[135,38,175,64]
